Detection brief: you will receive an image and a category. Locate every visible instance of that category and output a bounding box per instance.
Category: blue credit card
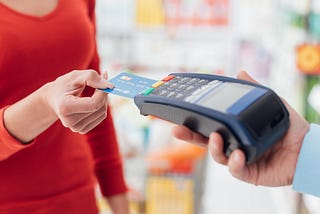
[101,72,157,98]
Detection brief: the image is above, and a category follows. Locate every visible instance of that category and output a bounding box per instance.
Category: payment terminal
[134,73,290,163]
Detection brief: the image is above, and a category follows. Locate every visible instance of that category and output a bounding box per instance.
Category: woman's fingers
[63,104,107,131]
[72,69,114,89]
[44,69,113,134]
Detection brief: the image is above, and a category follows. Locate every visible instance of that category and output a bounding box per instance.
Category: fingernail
[102,72,108,79]
[100,78,114,88]
[233,151,242,163]
[106,81,114,89]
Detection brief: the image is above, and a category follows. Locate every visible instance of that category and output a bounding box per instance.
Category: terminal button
[162,75,175,82]
[142,88,154,95]
[152,81,164,88]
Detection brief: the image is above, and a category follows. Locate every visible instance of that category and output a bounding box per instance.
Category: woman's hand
[4,69,113,143]
[172,71,310,187]
[43,69,113,134]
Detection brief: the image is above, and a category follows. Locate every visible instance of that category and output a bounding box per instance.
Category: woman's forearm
[2,70,112,143]
[106,193,130,214]
[3,83,58,143]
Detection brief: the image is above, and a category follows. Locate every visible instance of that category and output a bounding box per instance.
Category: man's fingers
[208,132,228,165]
[237,71,259,84]
[172,125,193,141]
[228,150,250,181]
[172,125,208,146]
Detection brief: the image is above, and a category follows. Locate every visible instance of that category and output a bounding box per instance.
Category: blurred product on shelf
[309,12,320,39]
[109,99,208,214]
[309,0,320,40]
[97,0,232,75]
[282,8,308,29]
[146,175,194,214]
[136,0,165,26]
[234,40,273,83]
[296,44,320,123]
[135,0,229,28]
[146,142,206,174]
[292,0,320,124]
[145,142,207,214]
[164,0,229,27]
[296,44,320,74]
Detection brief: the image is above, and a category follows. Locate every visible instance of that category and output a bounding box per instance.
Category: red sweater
[0,0,126,213]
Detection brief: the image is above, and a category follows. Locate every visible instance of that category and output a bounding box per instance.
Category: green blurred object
[304,75,320,123]
[283,9,308,29]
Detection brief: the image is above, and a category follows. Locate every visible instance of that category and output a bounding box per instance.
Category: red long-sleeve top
[0,0,127,213]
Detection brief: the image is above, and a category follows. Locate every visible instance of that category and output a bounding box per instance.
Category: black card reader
[134,73,290,163]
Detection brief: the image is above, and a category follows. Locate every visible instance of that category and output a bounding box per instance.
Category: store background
[94,0,320,213]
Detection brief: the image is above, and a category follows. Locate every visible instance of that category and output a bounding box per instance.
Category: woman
[0,0,129,213]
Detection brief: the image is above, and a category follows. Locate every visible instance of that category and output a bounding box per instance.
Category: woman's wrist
[3,83,58,143]
[39,81,59,121]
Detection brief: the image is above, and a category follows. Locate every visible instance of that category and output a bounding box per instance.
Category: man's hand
[172,71,310,186]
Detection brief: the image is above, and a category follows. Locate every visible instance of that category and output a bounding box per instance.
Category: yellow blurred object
[136,0,165,26]
[97,197,142,214]
[146,176,194,214]
[296,44,320,74]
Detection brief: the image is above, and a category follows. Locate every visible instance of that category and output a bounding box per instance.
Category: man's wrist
[293,123,320,197]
